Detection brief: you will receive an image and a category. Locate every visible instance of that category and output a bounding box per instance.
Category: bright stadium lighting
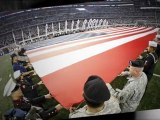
[76,8,86,11]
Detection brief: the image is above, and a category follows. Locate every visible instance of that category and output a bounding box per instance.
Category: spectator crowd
[0,2,160,52]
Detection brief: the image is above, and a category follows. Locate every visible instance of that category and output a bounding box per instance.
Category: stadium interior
[0,0,160,119]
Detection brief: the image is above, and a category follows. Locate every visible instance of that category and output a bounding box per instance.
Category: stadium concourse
[26,26,157,108]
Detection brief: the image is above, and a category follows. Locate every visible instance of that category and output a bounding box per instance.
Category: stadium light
[76,8,86,11]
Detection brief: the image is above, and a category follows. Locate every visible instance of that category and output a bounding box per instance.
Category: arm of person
[30,93,52,104]
[22,70,35,76]
[106,83,117,96]
[39,104,63,119]
[116,84,135,103]
[105,83,125,98]
[143,55,154,71]
[24,63,33,69]
[69,107,81,119]
[119,71,130,76]
[13,99,31,112]
[31,81,43,89]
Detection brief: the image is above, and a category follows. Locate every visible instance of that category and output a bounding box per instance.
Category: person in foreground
[69,75,121,118]
[3,78,63,120]
[106,59,148,113]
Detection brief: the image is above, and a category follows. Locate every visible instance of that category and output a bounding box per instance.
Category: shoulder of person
[147,54,154,59]
[153,52,158,59]
[141,72,148,83]
[108,96,119,103]
[69,106,87,118]
[141,72,148,79]
[104,96,121,113]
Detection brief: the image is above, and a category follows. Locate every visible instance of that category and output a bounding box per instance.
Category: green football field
[0,55,14,119]
[0,54,160,119]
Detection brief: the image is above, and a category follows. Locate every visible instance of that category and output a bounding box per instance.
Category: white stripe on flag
[28,27,151,57]
[31,28,156,77]
[27,27,142,54]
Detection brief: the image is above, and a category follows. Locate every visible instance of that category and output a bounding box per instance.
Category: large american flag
[26,27,157,108]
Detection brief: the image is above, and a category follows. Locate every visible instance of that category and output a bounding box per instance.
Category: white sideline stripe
[31,28,156,77]
[28,27,150,57]
[27,27,142,53]
[153,74,160,78]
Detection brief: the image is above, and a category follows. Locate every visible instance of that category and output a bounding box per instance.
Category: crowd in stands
[2,29,160,119]
[0,18,109,53]
[0,2,160,50]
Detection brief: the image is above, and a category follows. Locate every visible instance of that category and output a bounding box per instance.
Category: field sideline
[0,53,160,119]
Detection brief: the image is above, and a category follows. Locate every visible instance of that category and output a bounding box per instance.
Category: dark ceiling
[0,0,159,11]
[0,0,104,11]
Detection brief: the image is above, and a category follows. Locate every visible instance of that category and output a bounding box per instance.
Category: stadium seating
[0,1,159,54]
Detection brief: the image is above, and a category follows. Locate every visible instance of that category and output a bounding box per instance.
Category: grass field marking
[9,74,11,78]
[153,73,160,78]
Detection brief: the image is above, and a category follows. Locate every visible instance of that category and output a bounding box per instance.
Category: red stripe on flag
[41,32,156,108]
[26,27,142,54]
[29,28,153,63]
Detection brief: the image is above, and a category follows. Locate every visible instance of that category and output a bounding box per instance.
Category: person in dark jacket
[13,70,42,99]
[143,41,158,81]
[154,38,160,58]
[4,75,63,120]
